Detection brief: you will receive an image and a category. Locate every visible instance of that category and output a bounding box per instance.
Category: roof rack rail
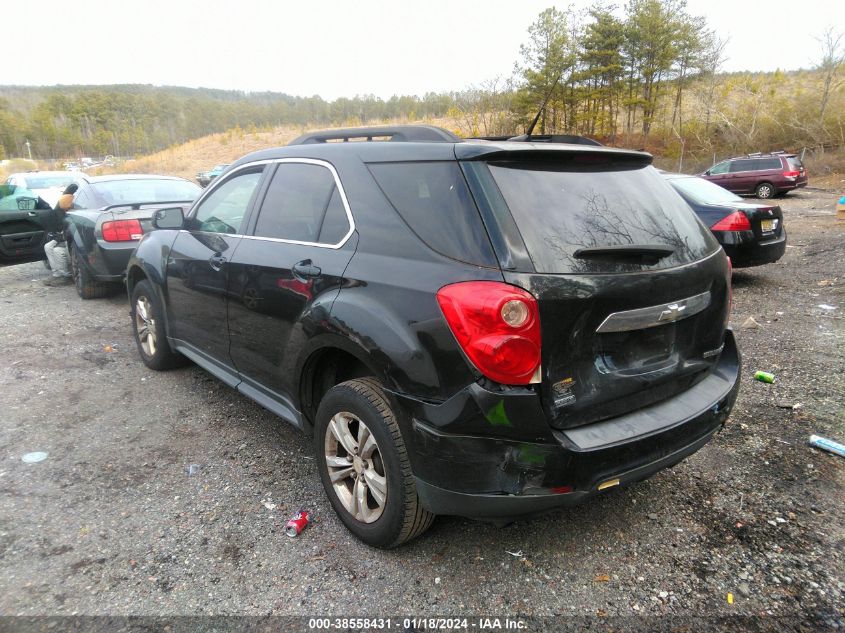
[770,150,785,154]
[470,134,602,146]
[288,125,460,146]
[747,152,762,157]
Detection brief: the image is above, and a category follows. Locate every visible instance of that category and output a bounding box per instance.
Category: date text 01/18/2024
[307,618,527,630]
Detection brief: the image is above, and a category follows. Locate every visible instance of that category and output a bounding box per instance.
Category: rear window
[667,176,742,204]
[24,174,77,189]
[486,162,716,274]
[91,179,201,205]
[786,156,804,170]
[368,161,496,267]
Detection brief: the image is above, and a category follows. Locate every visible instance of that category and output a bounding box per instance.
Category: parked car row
[7,130,805,548]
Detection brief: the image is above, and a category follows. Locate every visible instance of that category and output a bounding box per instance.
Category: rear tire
[130,279,184,370]
[755,182,775,199]
[315,378,434,548]
[70,244,116,300]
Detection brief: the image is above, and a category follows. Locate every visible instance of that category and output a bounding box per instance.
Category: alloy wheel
[135,296,157,357]
[324,411,388,523]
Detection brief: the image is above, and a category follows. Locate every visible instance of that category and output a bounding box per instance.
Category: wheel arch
[297,335,386,433]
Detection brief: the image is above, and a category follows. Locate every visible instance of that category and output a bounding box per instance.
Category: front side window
[708,161,729,175]
[252,162,350,244]
[191,169,263,234]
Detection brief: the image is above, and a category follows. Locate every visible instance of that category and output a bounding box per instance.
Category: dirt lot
[0,186,843,630]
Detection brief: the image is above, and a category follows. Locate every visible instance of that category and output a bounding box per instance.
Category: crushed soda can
[754,371,775,383]
[809,435,845,459]
[284,510,310,537]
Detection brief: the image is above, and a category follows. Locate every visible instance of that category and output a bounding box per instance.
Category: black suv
[127,126,740,548]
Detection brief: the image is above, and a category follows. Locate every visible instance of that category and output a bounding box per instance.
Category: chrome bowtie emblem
[658,303,687,322]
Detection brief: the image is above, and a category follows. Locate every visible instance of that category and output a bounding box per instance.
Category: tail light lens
[782,170,800,178]
[711,211,751,231]
[437,281,541,385]
[102,219,143,242]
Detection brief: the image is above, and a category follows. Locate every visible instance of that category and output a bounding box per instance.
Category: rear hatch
[461,147,730,429]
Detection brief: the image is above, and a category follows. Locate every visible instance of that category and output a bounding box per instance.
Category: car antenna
[523,73,564,138]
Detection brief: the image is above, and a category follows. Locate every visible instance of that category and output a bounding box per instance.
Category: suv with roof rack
[126,125,740,548]
[701,152,807,199]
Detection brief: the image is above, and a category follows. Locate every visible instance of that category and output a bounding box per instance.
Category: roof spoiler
[288,125,460,145]
[470,134,602,146]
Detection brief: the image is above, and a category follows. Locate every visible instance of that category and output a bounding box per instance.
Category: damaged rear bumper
[401,330,741,520]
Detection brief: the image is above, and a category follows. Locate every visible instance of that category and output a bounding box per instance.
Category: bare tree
[815,28,844,127]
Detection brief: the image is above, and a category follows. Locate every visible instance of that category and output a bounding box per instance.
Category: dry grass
[85,117,462,182]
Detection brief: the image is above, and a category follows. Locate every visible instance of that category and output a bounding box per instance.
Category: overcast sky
[8,0,843,100]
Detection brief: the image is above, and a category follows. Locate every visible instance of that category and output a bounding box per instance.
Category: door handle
[292,260,321,280]
[27,211,36,217]
[208,254,227,271]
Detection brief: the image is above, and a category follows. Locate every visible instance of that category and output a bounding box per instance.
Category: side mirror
[152,207,184,230]
[17,197,37,211]
[704,170,711,176]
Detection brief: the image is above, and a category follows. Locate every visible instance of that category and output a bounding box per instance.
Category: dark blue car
[663,173,786,268]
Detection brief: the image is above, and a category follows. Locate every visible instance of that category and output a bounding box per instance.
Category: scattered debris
[808,434,845,459]
[434,577,441,585]
[103,345,114,353]
[776,401,802,410]
[261,500,277,511]
[741,316,761,329]
[727,593,734,604]
[284,509,310,537]
[817,304,836,311]
[753,371,775,384]
[594,574,610,582]
[185,464,200,476]
[505,550,524,558]
[21,452,48,463]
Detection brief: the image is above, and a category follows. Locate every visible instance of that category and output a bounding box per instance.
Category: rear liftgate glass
[465,156,730,429]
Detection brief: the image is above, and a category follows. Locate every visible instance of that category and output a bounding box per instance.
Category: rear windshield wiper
[573,245,675,263]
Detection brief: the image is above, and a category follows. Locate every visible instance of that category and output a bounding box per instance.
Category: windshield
[25,174,78,189]
[668,176,742,205]
[486,162,716,273]
[90,179,201,205]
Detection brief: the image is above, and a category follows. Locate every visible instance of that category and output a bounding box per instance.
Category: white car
[5,171,87,208]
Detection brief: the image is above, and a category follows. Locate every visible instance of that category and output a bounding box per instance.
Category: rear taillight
[711,211,751,231]
[437,281,541,385]
[783,170,800,178]
[102,219,143,242]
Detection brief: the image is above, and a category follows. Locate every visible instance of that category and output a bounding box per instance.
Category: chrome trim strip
[596,290,711,333]
[187,157,356,251]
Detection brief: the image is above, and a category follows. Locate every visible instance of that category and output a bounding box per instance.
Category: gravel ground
[0,187,843,630]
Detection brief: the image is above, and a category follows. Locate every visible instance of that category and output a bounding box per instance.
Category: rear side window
[486,162,717,274]
[252,162,350,244]
[368,161,496,266]
[757,158,782,170]
[729,159,756,172]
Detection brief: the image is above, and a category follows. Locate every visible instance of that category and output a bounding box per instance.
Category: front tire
[755,182,775,199]
[315,378,434,548]
[130,279,184,370]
